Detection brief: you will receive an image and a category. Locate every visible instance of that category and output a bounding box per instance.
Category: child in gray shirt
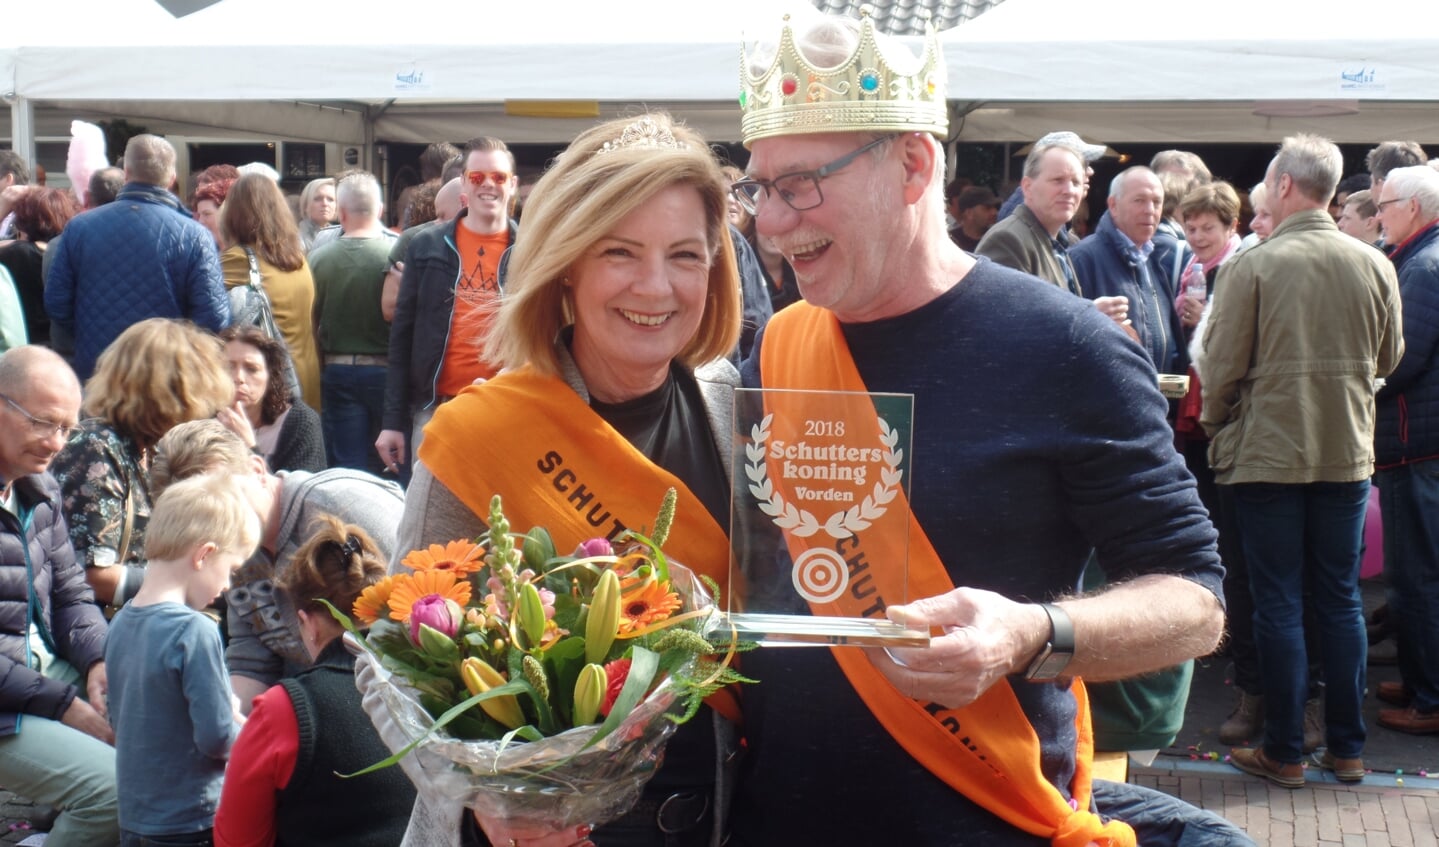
[105,475,262,845]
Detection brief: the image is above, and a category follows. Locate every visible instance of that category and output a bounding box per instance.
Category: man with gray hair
[1071,166,1186,375]
[0,345,118,843]
[733,8,1243,844]
[976,138,1087,293]
[1366,140,1428,198]
[309,171,394,474]
[44,134,229,379]
[1370,165,1439,736]
[1204,134,1403,787]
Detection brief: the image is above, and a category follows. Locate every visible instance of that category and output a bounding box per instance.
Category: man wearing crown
[732,9,1251,845]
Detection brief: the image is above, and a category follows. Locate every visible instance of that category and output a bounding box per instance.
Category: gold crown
[739,5,947,147]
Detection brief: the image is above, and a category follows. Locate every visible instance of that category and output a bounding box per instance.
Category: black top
[590,362,730,532]
[276,638,416,847]
[0,241,48,345]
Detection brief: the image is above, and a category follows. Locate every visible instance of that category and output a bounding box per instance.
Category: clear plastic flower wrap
[352,559,731,841]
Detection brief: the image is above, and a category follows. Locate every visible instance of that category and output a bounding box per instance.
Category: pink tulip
[409,594,461,644]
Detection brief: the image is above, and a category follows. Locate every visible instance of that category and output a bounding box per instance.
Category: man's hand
[869,587,1049,710]
[61,696,115,745]
[1093,295,1131,327]
[375,430,406,473]
[85,661,109,719]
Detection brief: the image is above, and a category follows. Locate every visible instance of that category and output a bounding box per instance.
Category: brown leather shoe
[1378,706,1439,735]
[1376,681,1412,707]
[1230,747,1305,788]
[1311,750,1366,782]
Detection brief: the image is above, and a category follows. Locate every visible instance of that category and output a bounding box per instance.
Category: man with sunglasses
[377,136,518,480]
[732,10,1244,845]
[0,345,119,844]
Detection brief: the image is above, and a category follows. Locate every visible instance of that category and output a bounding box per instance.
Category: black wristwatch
[1024,603,1075,681]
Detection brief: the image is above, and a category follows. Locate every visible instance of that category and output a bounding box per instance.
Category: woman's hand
[1179,293,1204,328]
[475,817,594,847]
[217,400,257,449]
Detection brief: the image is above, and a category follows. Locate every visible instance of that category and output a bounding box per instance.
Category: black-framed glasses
[0,392,74,440]
[730,136,890,214]
[1376,196,1411,210]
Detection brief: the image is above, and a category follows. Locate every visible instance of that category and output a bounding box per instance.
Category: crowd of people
[1,7,1436,847]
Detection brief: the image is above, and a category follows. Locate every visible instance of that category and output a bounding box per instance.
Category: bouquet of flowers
[339,490,750,843]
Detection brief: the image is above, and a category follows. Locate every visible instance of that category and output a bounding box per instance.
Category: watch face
[1030,651,1072,680]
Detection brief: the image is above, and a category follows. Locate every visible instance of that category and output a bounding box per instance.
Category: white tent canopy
[942,0,1439,143]
[3,0,796,153]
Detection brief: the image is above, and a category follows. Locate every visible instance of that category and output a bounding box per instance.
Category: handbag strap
[244,246,263,290]
[116,483,136,565]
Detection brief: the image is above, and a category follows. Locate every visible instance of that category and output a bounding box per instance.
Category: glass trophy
[718,388,929,647]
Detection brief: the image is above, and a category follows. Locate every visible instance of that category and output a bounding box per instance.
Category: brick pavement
[1135,757,1439,847]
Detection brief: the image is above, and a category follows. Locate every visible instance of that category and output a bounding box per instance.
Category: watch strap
[1024,602,1075,680]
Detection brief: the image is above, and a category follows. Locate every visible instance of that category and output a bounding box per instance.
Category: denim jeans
[321,363,387,475]
[1093,779,1256,846]
[1231,481,1369,763]
[1376,461,1439,713]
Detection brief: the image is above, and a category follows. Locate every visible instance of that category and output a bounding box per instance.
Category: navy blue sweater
[734,258,1222,845]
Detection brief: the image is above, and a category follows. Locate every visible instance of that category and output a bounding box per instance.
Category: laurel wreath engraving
[746,413,904,539]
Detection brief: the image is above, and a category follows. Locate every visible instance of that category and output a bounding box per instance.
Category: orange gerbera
[386,570,473,621]
[352,575,399,624]
[617,580,683,634]
[401,540,485,575]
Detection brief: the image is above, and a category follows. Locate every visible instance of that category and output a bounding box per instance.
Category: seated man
[0,345,118,843]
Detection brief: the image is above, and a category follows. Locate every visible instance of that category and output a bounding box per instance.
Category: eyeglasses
[1376,196,1411,210]
[730,137,890,215]
[465,170,513,187]
[0,392,74,441]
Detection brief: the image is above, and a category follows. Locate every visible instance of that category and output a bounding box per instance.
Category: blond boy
[104,474,262,846]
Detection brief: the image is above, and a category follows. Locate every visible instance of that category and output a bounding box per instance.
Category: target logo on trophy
[722,388,927,647]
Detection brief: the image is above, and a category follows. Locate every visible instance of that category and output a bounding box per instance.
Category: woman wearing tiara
[365,112,744,847]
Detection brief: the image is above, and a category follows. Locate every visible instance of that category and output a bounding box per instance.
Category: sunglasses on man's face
[465,170,512,187]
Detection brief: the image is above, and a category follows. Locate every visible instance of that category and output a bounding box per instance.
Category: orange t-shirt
[436,225,508,397]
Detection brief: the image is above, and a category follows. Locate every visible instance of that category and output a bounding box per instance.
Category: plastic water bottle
[1185,262,1207,305]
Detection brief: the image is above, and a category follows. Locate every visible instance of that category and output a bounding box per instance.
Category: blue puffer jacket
[1376,222,1439,467]
[44,183,229,379]
[1,473,108,737]
[1070,211,1189,374]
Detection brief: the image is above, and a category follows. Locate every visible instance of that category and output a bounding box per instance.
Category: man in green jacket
[1202,134,1403,789]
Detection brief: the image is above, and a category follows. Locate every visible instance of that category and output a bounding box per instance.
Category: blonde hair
[145,474,261,561]
[151,419,254,498]
[278,515,386,614]
[83,319,234,452]
[482,113,741,374]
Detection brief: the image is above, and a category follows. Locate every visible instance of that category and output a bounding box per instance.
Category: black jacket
[1,473,108,736]
[382,212,517,432]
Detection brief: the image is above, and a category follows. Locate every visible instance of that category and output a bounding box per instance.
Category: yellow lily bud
[460,657,526,729]
[573,663,607,726]
[518,582,546,647]
[586,569,622,664]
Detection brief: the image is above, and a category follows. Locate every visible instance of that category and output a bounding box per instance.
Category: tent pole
[10,96,35,177]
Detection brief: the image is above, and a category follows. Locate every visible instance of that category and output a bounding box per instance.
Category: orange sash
[758,303,1135,847]
[418,365,739,723]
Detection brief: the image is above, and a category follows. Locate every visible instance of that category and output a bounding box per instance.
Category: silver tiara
[597,116,688,155]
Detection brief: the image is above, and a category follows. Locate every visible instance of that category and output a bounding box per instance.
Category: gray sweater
[227,469,403,684]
